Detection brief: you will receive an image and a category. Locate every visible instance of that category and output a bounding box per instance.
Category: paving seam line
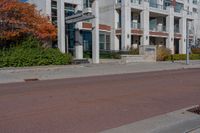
[184,126,200,133]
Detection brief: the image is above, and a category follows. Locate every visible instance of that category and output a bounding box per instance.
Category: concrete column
[57,0,66,53]
[121,0,131,50]
[140,1,149,46]
[75,30,83,59]
[92,0,100,64]
[46,0,52,20]
[111,9,119,51]
[166,6,174,54]
[75,2,83,59]
[179,10,187,54]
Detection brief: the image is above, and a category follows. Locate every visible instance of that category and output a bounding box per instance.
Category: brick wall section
[131,29,143,35]
[150,31,169,37]
[82,22,111,31]
[174,33,182,39]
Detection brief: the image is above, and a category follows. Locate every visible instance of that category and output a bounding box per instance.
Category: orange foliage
[0,0,56,41]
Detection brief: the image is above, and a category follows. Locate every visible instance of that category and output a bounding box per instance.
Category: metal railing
[131,0,142,4]
[131,22,141,29]
[174,25,180,33]
[149,2,167,10]
[149,24,166,32]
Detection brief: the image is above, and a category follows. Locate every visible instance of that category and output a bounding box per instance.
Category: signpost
[186,20,190,65]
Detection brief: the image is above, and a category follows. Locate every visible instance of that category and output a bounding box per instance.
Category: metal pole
[186,20,190,65]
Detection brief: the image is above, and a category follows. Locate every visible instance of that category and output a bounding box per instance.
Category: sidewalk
[0,60,200,84]
[100,106,200,133]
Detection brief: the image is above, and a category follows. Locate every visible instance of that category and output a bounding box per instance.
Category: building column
[140,1,149,46]
[179,10,187,54]
[57,0,66,53]
[46,0,52,20]
[111,9,120,51]
[75,30,83,59]
[121,0,131,50]
[166,6,174,54]
[92,0,100,64]
[75,2,83,59]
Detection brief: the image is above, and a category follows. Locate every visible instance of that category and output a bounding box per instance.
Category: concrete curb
[100,105,200,133]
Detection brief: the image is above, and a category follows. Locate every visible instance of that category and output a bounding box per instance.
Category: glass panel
[99,34,105,50]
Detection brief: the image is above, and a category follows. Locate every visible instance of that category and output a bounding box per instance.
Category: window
[99,34,105,50]
[83,0,92,8]
[175,2,183,13]
[51,0,57,25]
[99,32,111,50]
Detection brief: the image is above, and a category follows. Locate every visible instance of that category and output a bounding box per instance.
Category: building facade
[29,0,200,56]
[28,0,111,54]
[99,0,200,54]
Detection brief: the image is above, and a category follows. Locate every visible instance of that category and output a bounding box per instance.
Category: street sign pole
[186,20,190,65]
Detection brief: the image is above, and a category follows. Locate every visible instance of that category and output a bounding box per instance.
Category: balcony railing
[116,0,141,4]
[116,0,121,4]
[117,22,121,28]
[131,22,141,29]
[174,25,180,33]
[150,24,166,32]
[149,2,167,10]
[131,0,141,4]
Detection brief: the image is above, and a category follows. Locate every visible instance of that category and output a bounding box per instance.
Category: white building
[29,0,111,63]
[99,0,200,54]
[29,0,200,58]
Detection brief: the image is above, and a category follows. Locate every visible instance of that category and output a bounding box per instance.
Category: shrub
[156,46,171,61]
[83,51,92,59]
[100,51,121,59]
[0,37,72,68]
[166,54,200,61]
[191,48,200,54]
[128,47,139,55]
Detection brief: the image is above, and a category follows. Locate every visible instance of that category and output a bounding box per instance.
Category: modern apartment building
[29,0,200,56]
[28,0,110,59]
[99,0,200,54]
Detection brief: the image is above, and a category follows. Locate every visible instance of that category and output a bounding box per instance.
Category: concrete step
[121,55,145,63]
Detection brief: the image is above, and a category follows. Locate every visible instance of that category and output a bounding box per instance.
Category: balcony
[150,24,166,32]
[174,25,180,33]
[116,0,142,5]
[131,0,141,4]
[131,22,141,29]
[116,0,121,4]
[149,2,167,10]
[193,0,198,5]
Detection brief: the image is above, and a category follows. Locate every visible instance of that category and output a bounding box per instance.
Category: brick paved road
[0,69,200,133]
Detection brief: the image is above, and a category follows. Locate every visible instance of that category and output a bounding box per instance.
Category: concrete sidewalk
[100,106,200,133]
[0,60,200,84]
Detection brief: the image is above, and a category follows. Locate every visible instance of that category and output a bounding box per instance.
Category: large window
[51,0,57,25]
[83,0,92,8]
[65,3,76,50]
[99,32,111,50]
[82,31,92,51]
[99,34,105,50]
[175,2,183,13]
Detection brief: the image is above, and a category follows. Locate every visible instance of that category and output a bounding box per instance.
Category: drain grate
[187,105,200,115]
[24,78,39,82]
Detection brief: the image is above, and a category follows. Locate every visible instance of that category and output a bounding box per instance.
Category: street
[0,68,200,133]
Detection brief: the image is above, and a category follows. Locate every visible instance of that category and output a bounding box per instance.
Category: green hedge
[0,37,72,68]
[84,51,121,59]
[166,54,200,61]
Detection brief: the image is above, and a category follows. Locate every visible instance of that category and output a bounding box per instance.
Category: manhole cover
[187,105,200,115]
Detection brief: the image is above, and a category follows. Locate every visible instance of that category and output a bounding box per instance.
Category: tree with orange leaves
[0,0,56,44]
